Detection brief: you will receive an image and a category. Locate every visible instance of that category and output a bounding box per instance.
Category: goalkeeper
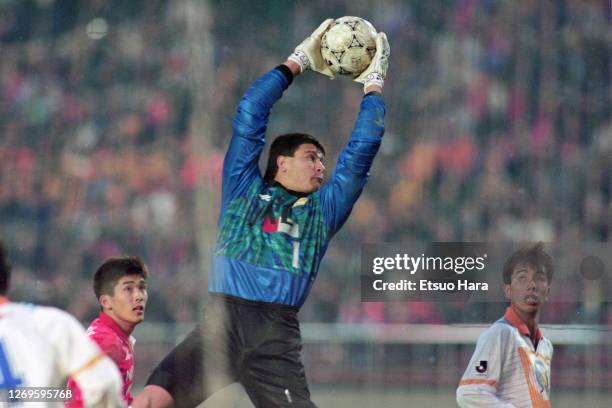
[135,19,389,408]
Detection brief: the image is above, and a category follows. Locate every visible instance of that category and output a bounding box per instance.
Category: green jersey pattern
[216,179,329,277]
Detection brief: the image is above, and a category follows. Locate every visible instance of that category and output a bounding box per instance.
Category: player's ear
[276,155,288,173]
[503,284,511,300]
[99,294,112,310]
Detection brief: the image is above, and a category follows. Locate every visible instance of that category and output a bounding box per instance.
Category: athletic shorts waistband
[209,292,300,313]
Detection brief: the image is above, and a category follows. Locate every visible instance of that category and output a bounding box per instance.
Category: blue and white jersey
[0,300,124,407]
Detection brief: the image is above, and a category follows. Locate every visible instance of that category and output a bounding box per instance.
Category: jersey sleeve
[222,68,291,210]
[44,309,124,407]
[456,325,516,408]
[320,93,385,235]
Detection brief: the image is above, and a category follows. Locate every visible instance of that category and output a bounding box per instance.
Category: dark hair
[0,242,10,296]
[263,133,325,182]
[93,256,149,300]
[502,242,554,284]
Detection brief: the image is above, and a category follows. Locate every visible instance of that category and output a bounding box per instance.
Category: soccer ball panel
[320,16,377,77]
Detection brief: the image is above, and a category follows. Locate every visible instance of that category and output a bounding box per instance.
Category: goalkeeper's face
[276,143,326,193]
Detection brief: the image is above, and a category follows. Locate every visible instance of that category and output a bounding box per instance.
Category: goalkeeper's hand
[355,32,390,93]
[288,19,335,78]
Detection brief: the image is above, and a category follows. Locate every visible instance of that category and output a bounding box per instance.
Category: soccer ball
[320,16,377,77]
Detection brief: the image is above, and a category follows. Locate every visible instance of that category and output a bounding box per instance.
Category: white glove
[354,32,390,92]
[288,19,335,78]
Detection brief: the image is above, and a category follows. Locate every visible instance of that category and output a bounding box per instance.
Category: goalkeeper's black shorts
[146,294,317,408]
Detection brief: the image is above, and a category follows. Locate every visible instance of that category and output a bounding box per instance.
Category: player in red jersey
[67,256,149,407]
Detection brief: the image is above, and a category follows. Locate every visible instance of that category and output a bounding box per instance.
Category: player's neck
[271,180,309,197]
[103,310,136,336]
[116,320,136,336]
[511,304,539,336]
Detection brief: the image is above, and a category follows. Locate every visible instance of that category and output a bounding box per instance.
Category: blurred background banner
[0,0,610,407]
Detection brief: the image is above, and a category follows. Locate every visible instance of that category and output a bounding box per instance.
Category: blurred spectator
[0,0,609,329]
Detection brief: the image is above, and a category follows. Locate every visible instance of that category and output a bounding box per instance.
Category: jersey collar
[504,306,543,343]
[271,181,310,198]
[99,311,131,341]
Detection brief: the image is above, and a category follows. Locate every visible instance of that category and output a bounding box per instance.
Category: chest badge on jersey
[475,360,488,374]
[262,208,300,238]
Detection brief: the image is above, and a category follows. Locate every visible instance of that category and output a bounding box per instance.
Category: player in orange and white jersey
[0,242,124,407]
[457,243,554,408]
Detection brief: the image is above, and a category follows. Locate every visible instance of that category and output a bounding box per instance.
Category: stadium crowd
[0,0,609,332]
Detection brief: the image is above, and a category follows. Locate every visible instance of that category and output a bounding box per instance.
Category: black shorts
[146,294,317,408]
